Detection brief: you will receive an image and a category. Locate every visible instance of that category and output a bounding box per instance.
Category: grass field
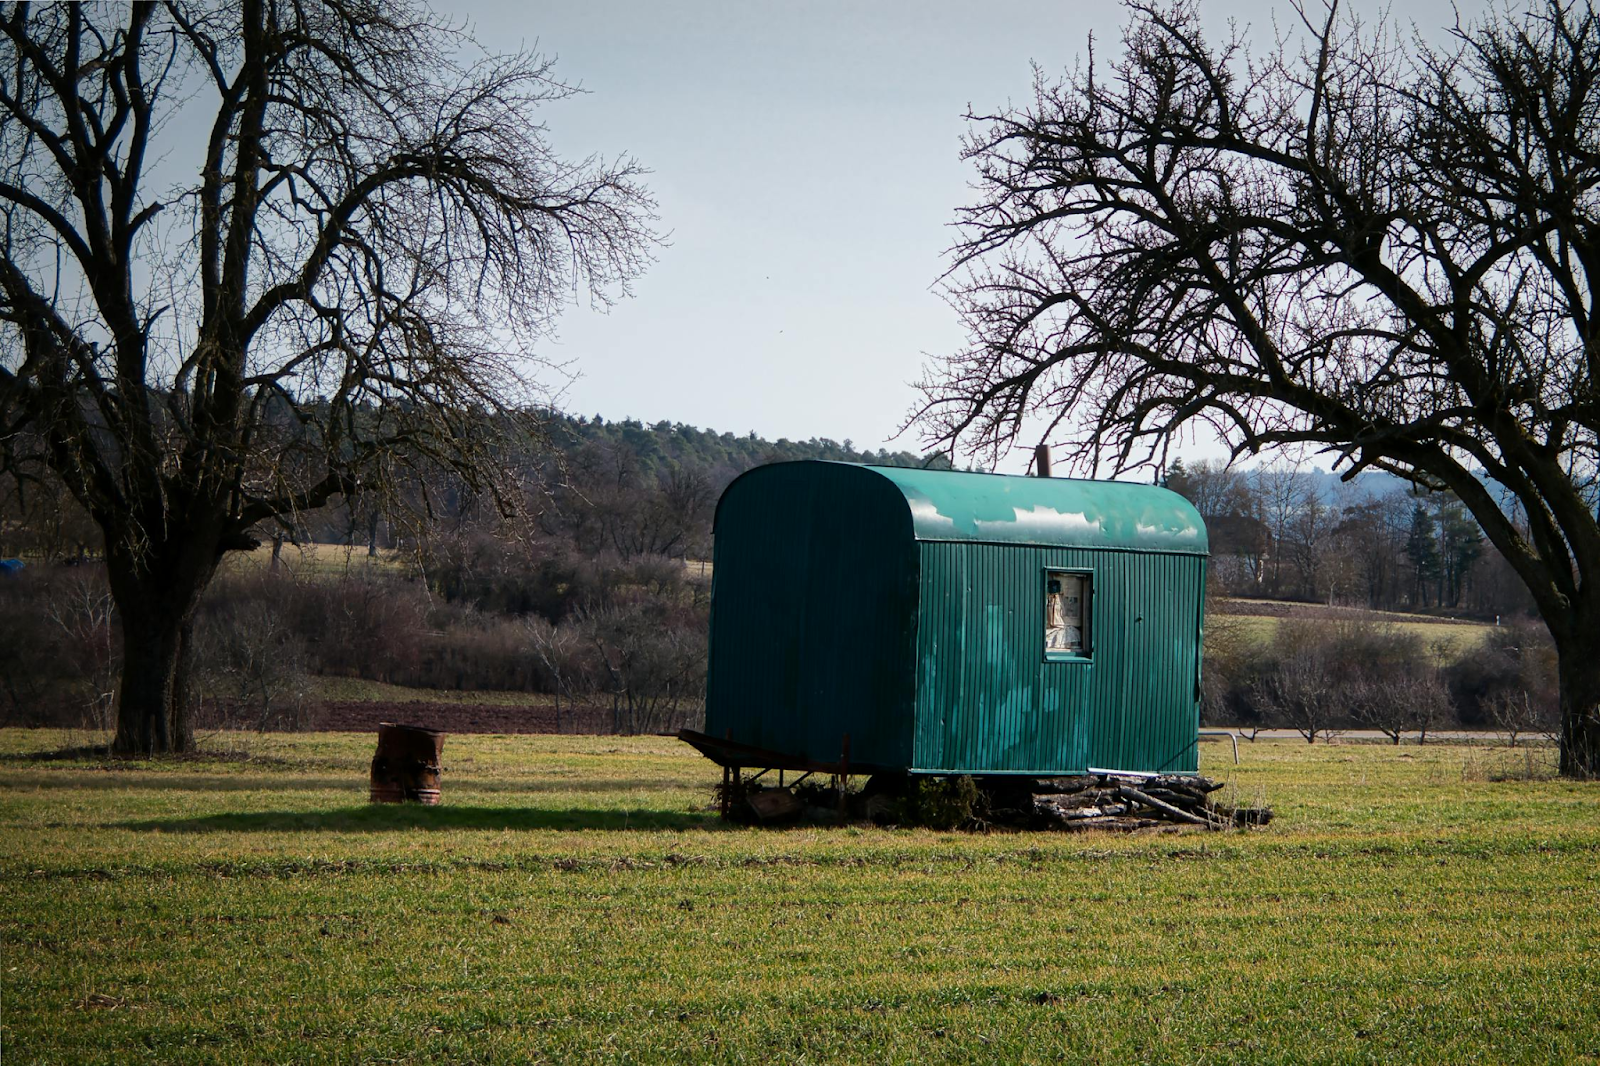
[309,676,562,707]
[1216,613,1494,661]
[2,732,1596,1064]
[219,540,407,578]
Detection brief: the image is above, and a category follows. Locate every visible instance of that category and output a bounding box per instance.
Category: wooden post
[1034,444,1052,477]
[837,734,851,821]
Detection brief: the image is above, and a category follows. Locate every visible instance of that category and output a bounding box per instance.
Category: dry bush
[1200,594,1259,726]
[420,533,631,621]
[1461,745,1560,782]
[410,605,541,691]
[6,544,713,732]
[1445,622,1558,728]
[193,599,311,732]
[0,567,124,729]
[574,592,707,735]
[623,554,688,598]
[0,569,71,722]
[290,575,429,682]
[1245,618,1444,741]
[525,616,585,733]
[1250,644,1338,743]
[43,570,119,729]
[197,570,431,697]
[1487,689,1558,749]
[1328,622,1446,743]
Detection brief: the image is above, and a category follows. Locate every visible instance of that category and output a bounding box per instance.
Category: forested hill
[547,412,951,475]
[0,408,952,563]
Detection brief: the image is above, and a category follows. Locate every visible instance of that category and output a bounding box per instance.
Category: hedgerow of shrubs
[1203,611,1558,741]
[4,550,1558,742]
[1,542,709,734]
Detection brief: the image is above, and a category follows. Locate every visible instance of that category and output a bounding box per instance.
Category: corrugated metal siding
[912,542,1204,776]
[706,464,919,769]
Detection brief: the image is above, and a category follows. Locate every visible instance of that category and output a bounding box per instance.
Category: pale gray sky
[449,0,1482,470]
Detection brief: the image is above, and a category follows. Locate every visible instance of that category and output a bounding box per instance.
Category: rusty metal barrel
[369,722,445,804]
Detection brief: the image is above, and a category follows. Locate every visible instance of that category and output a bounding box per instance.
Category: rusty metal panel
[911,542,1204,776]
[705,463,919,770]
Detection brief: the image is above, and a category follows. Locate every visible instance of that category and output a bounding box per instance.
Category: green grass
[308,676,560,706]
[219,540,407,579]
[1219,612,1494,662]
[2,731,1596,1064]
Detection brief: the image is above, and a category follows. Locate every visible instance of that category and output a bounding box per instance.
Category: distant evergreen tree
[1405,503,1441,607]
[1164,459,1192,499]
[544,411,950,478]
[1436,500,1484,609]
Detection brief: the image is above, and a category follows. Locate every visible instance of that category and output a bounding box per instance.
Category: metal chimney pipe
[1034,444,1052,478]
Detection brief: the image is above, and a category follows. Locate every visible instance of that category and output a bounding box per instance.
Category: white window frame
[1043,568,1093,661]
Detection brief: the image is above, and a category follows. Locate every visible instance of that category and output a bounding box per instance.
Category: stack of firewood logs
[730,771,1271,830]
[996,773,1270,831]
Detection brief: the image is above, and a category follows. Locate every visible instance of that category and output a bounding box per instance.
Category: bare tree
[197,598,310,731]
[579,601,706,735]
[1332,492,1413,610]
[0,2,657,752]
[1346,672,1409,745]
[1490,689,1556,748]
[1251,647,1339,743]
[917,1,1600,775]
[1404,670,1452,746]
[1167,457,1252,519]
[1255,465,1306,597]
[1250,621,1342,743]
[558,442,715,561]
[1287,479,1335,602]
[44,570,118,731]
[1351,664,1450,744]
[525,615,580,734]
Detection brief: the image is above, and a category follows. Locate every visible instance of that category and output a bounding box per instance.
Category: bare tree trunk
[112,604,183,754]
[170,619,196,753]
[1557,644,1600,778]
[105,534,216,755]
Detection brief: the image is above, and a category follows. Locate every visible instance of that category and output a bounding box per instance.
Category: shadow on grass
[7,772,697,794]
[3,746,293,767]
[119,804,730,833]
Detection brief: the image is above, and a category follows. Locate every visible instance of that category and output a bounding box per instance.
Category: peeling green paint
[866,465,1208,554]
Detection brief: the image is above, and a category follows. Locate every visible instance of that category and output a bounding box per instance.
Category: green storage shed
[701,461,1209,778]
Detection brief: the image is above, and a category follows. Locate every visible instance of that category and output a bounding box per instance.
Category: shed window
[1044,571,1090,656]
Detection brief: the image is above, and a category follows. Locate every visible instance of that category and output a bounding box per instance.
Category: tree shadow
[16,774,364,793]
[119,804,734,833]
[5,746,293,767]
[15,773,694,794]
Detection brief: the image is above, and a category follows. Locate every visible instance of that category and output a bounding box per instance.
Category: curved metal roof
[861,464,1208,554]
